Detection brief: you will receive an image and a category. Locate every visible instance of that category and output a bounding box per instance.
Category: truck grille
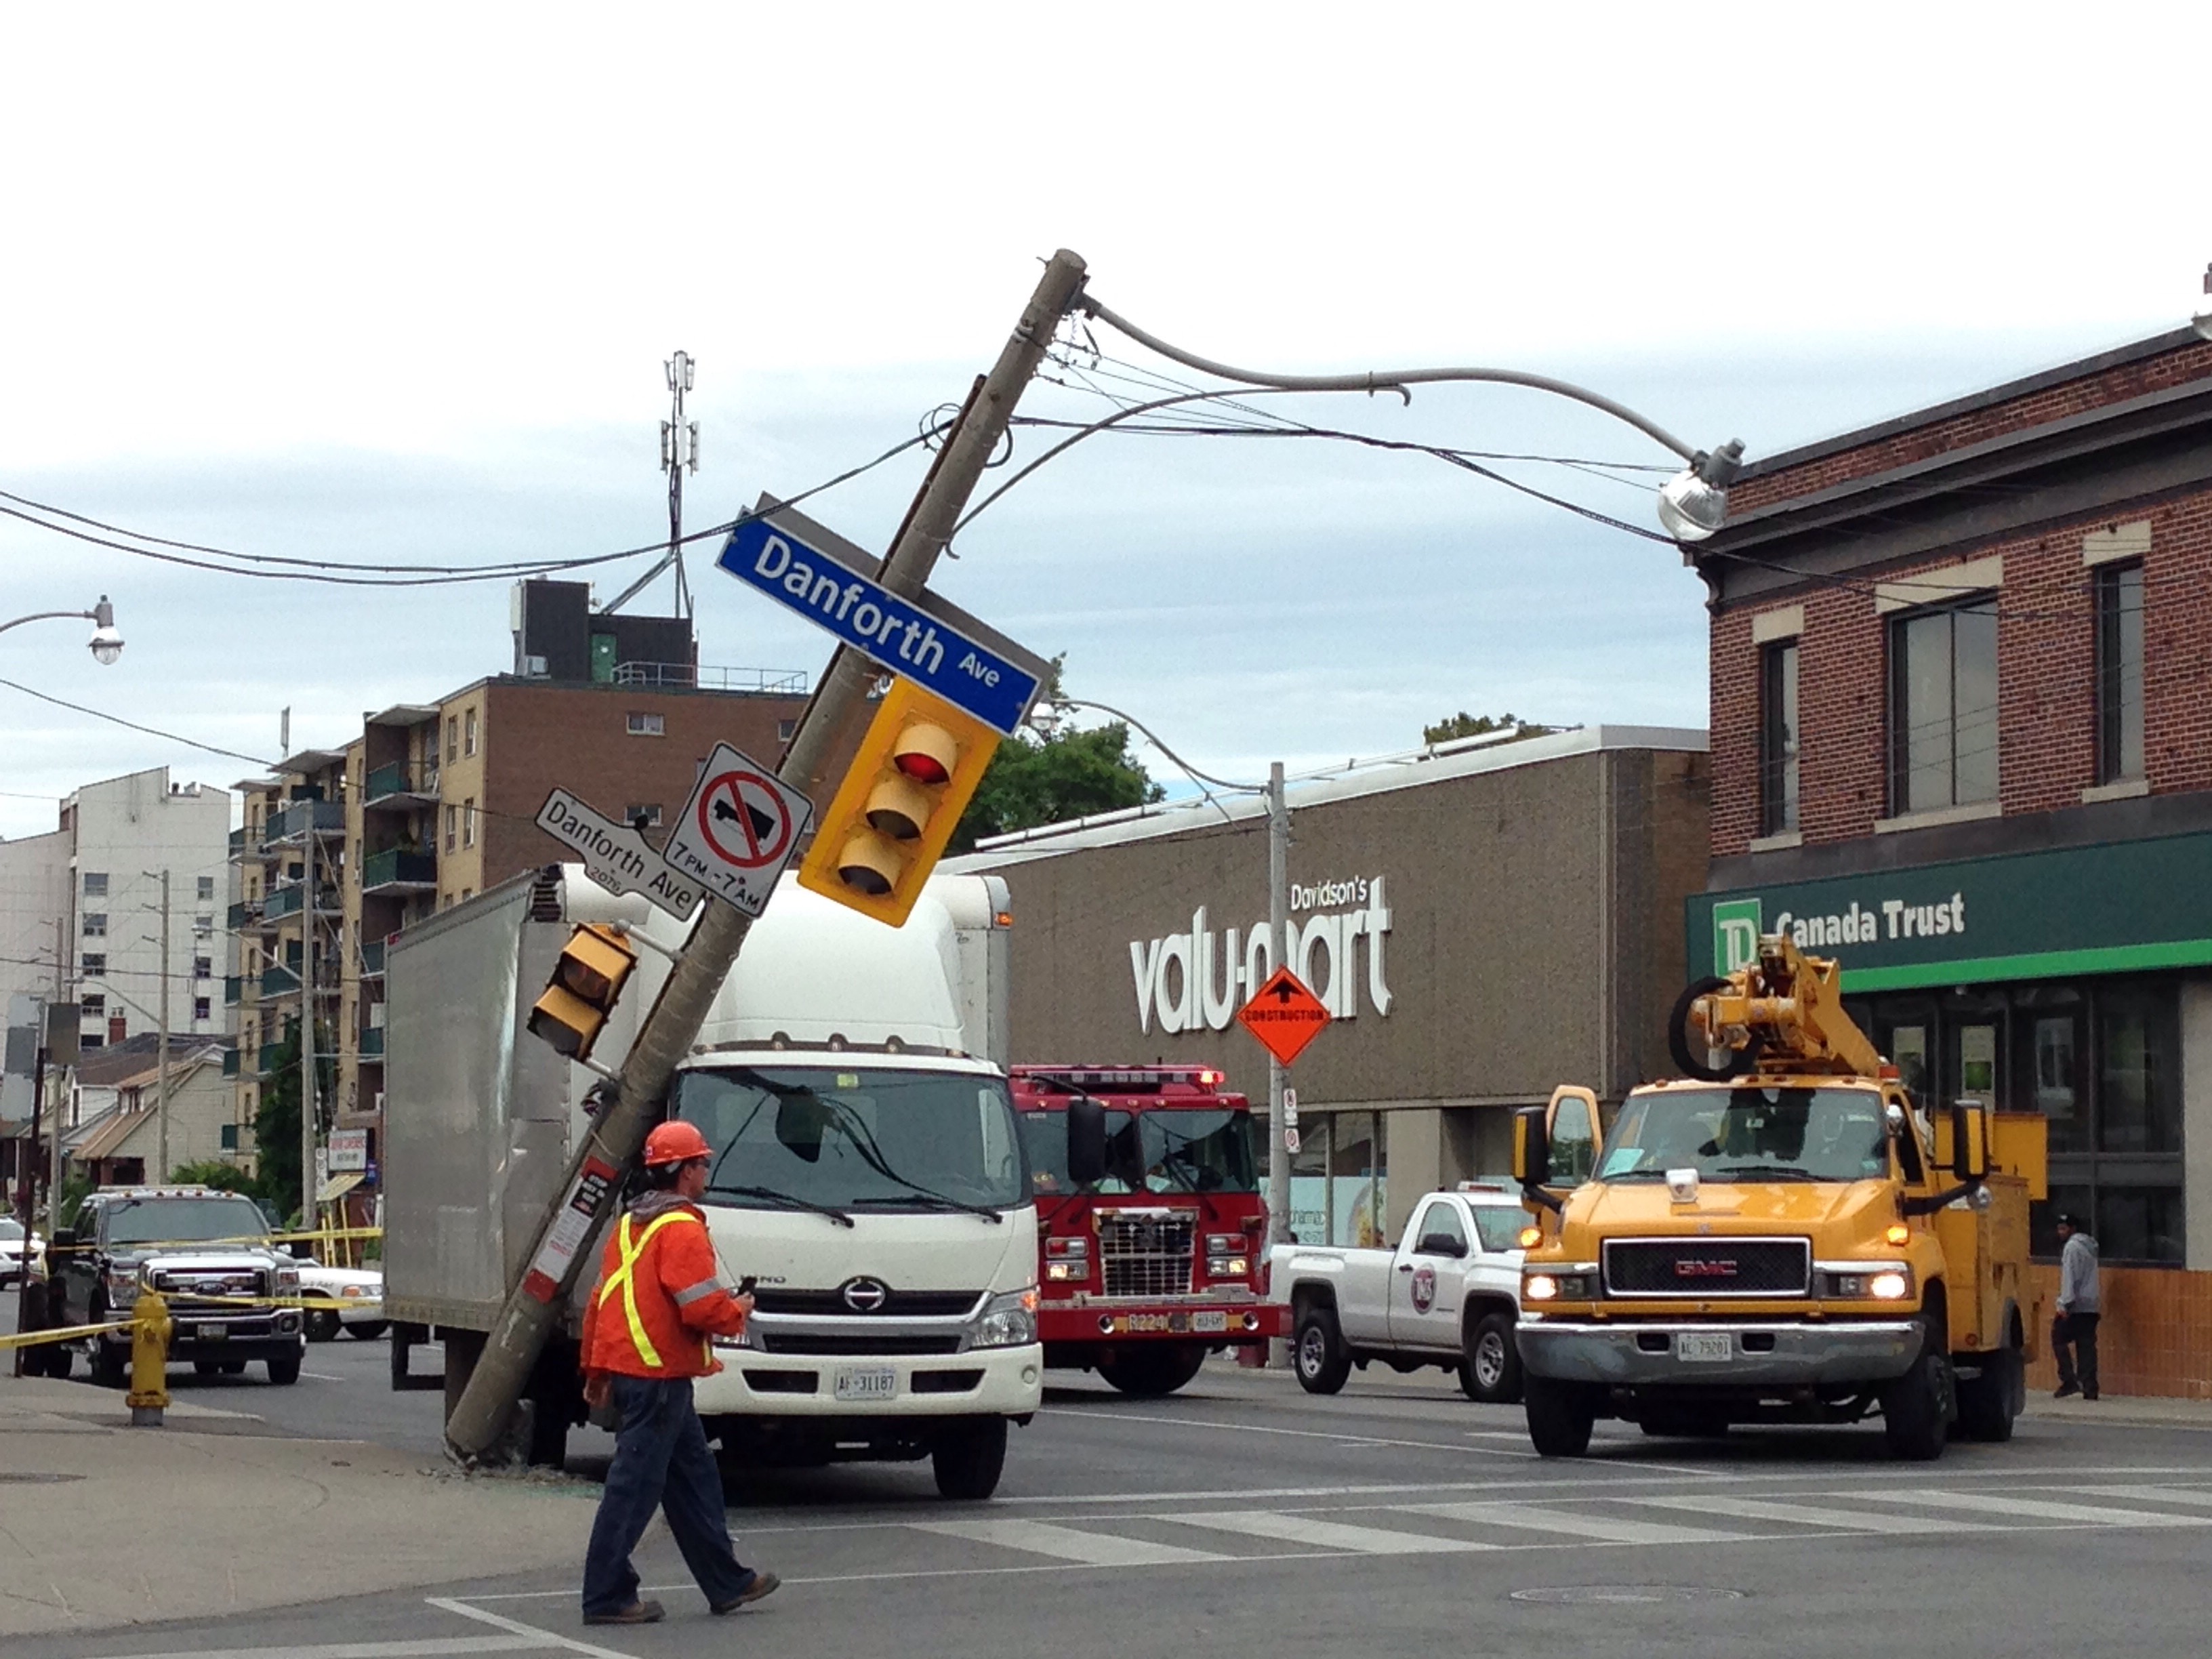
[1602,1237,1810,1298]
[758,1333,963,1357]
[1098,1213,1193,1298]
[152,1268,268,1303]
[752,1288,981,1317]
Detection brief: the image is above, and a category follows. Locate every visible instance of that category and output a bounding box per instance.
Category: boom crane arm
[1687,935,1886,1080]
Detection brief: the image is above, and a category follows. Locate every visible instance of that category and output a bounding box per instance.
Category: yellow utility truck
[1512,935,2046,1460]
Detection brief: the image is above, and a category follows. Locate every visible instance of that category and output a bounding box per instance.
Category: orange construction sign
[1236,967,1333,1067]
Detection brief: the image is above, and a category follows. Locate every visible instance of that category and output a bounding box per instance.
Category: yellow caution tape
[0,1317,135,1352]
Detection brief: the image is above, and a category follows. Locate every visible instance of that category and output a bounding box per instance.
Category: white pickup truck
[1273,1185,1529,1402]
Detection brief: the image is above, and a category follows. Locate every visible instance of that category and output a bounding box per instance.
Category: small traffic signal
[526,922,638,1062]
[798,680,998,927]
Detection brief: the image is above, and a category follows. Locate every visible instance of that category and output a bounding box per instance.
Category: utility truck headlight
[1524,1269,1595,1302]
[1525,1274,1560,1302]
[1820,1265,1913,1301]
[1870,1271,1910,1300]
[970,1287,1038,1349]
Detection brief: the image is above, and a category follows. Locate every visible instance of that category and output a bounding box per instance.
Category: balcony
[228,898,274,935]
[227,827,269,863]
[613,660,806,695]
[361,848,436,895]
[360,1027,386,1059]
[261,800,345,848]
[263,882,340,921]
[223,975,249,1008]
[256,1042,289,1077]
[363,763,439,811]
[361,939,386,979]
[260,964,302,998]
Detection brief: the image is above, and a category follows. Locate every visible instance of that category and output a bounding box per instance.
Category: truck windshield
[1022,1107,1258,1195]
[1593,1088,1892,1185]
[676,1065,1026,1216]
[105,1197,270,1246]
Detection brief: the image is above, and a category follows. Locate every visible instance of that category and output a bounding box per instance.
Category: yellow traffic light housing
[798,680,998,926]
[526,922,638,1062]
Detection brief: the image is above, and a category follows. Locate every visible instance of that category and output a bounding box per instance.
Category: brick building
[1687,325,2212,1395]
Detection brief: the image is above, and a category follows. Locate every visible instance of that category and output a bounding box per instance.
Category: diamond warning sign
[1235,967,1333,1066]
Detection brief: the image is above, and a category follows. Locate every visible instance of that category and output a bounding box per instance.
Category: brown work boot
[584,1599,665,1626]
[712,1570,781,1614]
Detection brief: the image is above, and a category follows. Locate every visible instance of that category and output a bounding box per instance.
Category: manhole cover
[0,1473,85,1485]
[1512,1585,1746,1607]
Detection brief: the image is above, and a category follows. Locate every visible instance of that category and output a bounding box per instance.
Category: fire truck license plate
[1193,1311,1228,1333]
[1675,1332,1734,1363]
[833,1366,898,1401]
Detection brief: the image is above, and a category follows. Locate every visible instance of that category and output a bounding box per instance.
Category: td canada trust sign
[1130,875,1394,1036]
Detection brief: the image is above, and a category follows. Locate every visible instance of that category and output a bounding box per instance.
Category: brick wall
[1712,489,2212,859]
[1729,337,2212,516]
[2022,1261,2212,1399]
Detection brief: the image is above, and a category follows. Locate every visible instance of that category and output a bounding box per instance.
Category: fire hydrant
[125,1288,171,1428]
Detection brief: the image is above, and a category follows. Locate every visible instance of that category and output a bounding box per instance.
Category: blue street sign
[717,504,1046,737]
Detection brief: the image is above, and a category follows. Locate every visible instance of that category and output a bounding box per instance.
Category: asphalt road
[12,1326,2212,1659]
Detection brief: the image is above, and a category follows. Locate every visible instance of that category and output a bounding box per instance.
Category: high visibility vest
[598,1212,708,1372]
[580,1204,744,1379]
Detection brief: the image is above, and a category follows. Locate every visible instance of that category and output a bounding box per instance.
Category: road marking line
[914,1519,1229,1565]
[1410,1501,1751,1544]
[1042,1405,1536,1457]
[2072,1483,2212,1508]
[1861,1489,2212,1528]
[302,1371,347,1381]
[99,1638,546,1659]
[1174,1510,1498,1553]
[426,1597,637,1658]
[1629,1494,1975,1535]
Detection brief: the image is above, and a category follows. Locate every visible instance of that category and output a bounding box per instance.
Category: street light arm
[0,609,96,636]
[1079,295,1708,464]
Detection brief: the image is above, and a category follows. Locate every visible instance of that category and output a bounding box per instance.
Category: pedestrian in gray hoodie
[2053,1213,2101,1401]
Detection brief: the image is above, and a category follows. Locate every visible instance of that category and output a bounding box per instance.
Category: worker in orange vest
[579,1119,779,1626]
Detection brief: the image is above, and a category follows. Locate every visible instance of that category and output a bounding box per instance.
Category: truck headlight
[1524,1270,1597,1302]
[1207,1254,1250,1279]
[1820,1265,1914,1301]
[969,1287,1038,1349]
[104,1266,144,1303]
[276,1269,302,1296]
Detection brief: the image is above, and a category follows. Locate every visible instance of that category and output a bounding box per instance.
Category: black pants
[2053,1311,2100,1395]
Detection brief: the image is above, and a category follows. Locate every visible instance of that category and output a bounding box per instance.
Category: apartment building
[1685,323,2212,1394]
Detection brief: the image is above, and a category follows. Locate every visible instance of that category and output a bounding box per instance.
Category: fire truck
[1010,1065,1288,1395]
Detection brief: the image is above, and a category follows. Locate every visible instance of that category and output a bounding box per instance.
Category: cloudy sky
[1,5,2205,838]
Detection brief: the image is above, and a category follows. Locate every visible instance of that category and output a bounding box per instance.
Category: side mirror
[774,1094,829,1164]
[1417,1232,1467,1259]
[1513,1107,1551,1187]
[1951,1103,1988,1181]
[50,1229,75,1250]
[1066,1097,1107,1189]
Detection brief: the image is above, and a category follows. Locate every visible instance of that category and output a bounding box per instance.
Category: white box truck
[383,863,1039,1498]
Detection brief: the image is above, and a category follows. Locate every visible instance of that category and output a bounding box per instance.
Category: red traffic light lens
[892,721,957,786]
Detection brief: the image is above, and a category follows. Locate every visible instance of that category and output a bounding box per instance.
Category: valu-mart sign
[1131,874,1395,1035]
[1689,830,2212,992]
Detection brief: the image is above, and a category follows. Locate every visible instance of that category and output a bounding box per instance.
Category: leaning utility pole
[156,869,171,1183]
[445,250,1092,1458]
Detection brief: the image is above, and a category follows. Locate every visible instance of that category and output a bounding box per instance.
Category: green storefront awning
[1689,828,2212,992]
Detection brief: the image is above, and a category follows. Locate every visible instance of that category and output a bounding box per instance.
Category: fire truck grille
[1602,1237,1811,1297]
[1098,1214,1194,1298]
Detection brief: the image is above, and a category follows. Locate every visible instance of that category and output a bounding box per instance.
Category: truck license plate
[1193,1311,1227,1334]
[1675,1332,1733,1364]
[833,1366,898,1401]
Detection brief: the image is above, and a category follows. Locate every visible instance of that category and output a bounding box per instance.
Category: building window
[627,712,665,737]
[194,996,211,1021]
[83,872,108,897]
[81,952,106,977]
[464,706,478,757]
[1889,599,1997,814]
[777,719,798,743]
[444,804,457,853]
[1759,640,1799,836]
[192,955,212,980]
[462,887,474,901]
[2095,561,2144,785]
[194,914,213,935]
[82,912,107,939]
[626,804,663,829]
[81,994,104,1019]
[197,875,216,902]
[462,798,476,848]
[446,716,459,762]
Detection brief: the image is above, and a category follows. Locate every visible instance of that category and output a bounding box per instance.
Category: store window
[1889,598,1998,813]
[1759,639,1799,836]
[1286,1111,1389,1248]
[2095,562,2144,785]
[1849,975,2184,1263]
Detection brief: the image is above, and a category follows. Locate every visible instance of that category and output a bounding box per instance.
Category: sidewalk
[0,1374,596,1640]
[2021,1390,2212,1429]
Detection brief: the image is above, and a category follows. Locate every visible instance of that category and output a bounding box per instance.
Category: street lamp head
[1656,440,1746,543]
[87,595,123,666]
[2192,262,2212,344]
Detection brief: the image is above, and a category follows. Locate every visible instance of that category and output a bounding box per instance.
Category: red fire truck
[1010,1064,1288,1396]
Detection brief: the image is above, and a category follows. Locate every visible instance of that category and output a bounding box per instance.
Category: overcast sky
[3,5,2205,838]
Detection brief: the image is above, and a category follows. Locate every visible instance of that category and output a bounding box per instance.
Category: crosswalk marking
[102,1640,544,1659]
[1867,1489,2212,1528]
[1174,1510,1498,1554]
[2073,1484,2212,1509]
[1407,1501,1749,1545]
[914,1518,1229,1565]
[1629,1494,1976,1535]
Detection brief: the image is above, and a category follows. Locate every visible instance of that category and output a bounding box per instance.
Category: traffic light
[798,680,998,927]
[526,922,638,1062]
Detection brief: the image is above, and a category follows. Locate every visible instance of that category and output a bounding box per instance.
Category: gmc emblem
[1673,1258,1740,1279]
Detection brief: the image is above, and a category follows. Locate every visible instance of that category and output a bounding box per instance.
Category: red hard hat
[642,1120,713,1168]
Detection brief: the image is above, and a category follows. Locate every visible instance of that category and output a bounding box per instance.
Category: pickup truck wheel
[1458,1312,1522,1404]
[1099,1345,1207,1397]
[1880,1317,1954,1461]
[90,1336,129,1390]
[1294,1307,1352,1395]
[932,1416,1008,1500]
[305,1310,342,1343]
[266,1349,303,1387]
[345,1321,388,1341]
[1523,1372,1596,1457]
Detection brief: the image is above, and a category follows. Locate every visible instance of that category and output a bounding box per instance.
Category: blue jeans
[582,1374,756,1615]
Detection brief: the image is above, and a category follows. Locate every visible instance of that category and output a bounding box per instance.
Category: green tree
[1422,710,1556,746]
[251,1025,335,1225]
[168,1159,258,1197]
[951,718,1163,853]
